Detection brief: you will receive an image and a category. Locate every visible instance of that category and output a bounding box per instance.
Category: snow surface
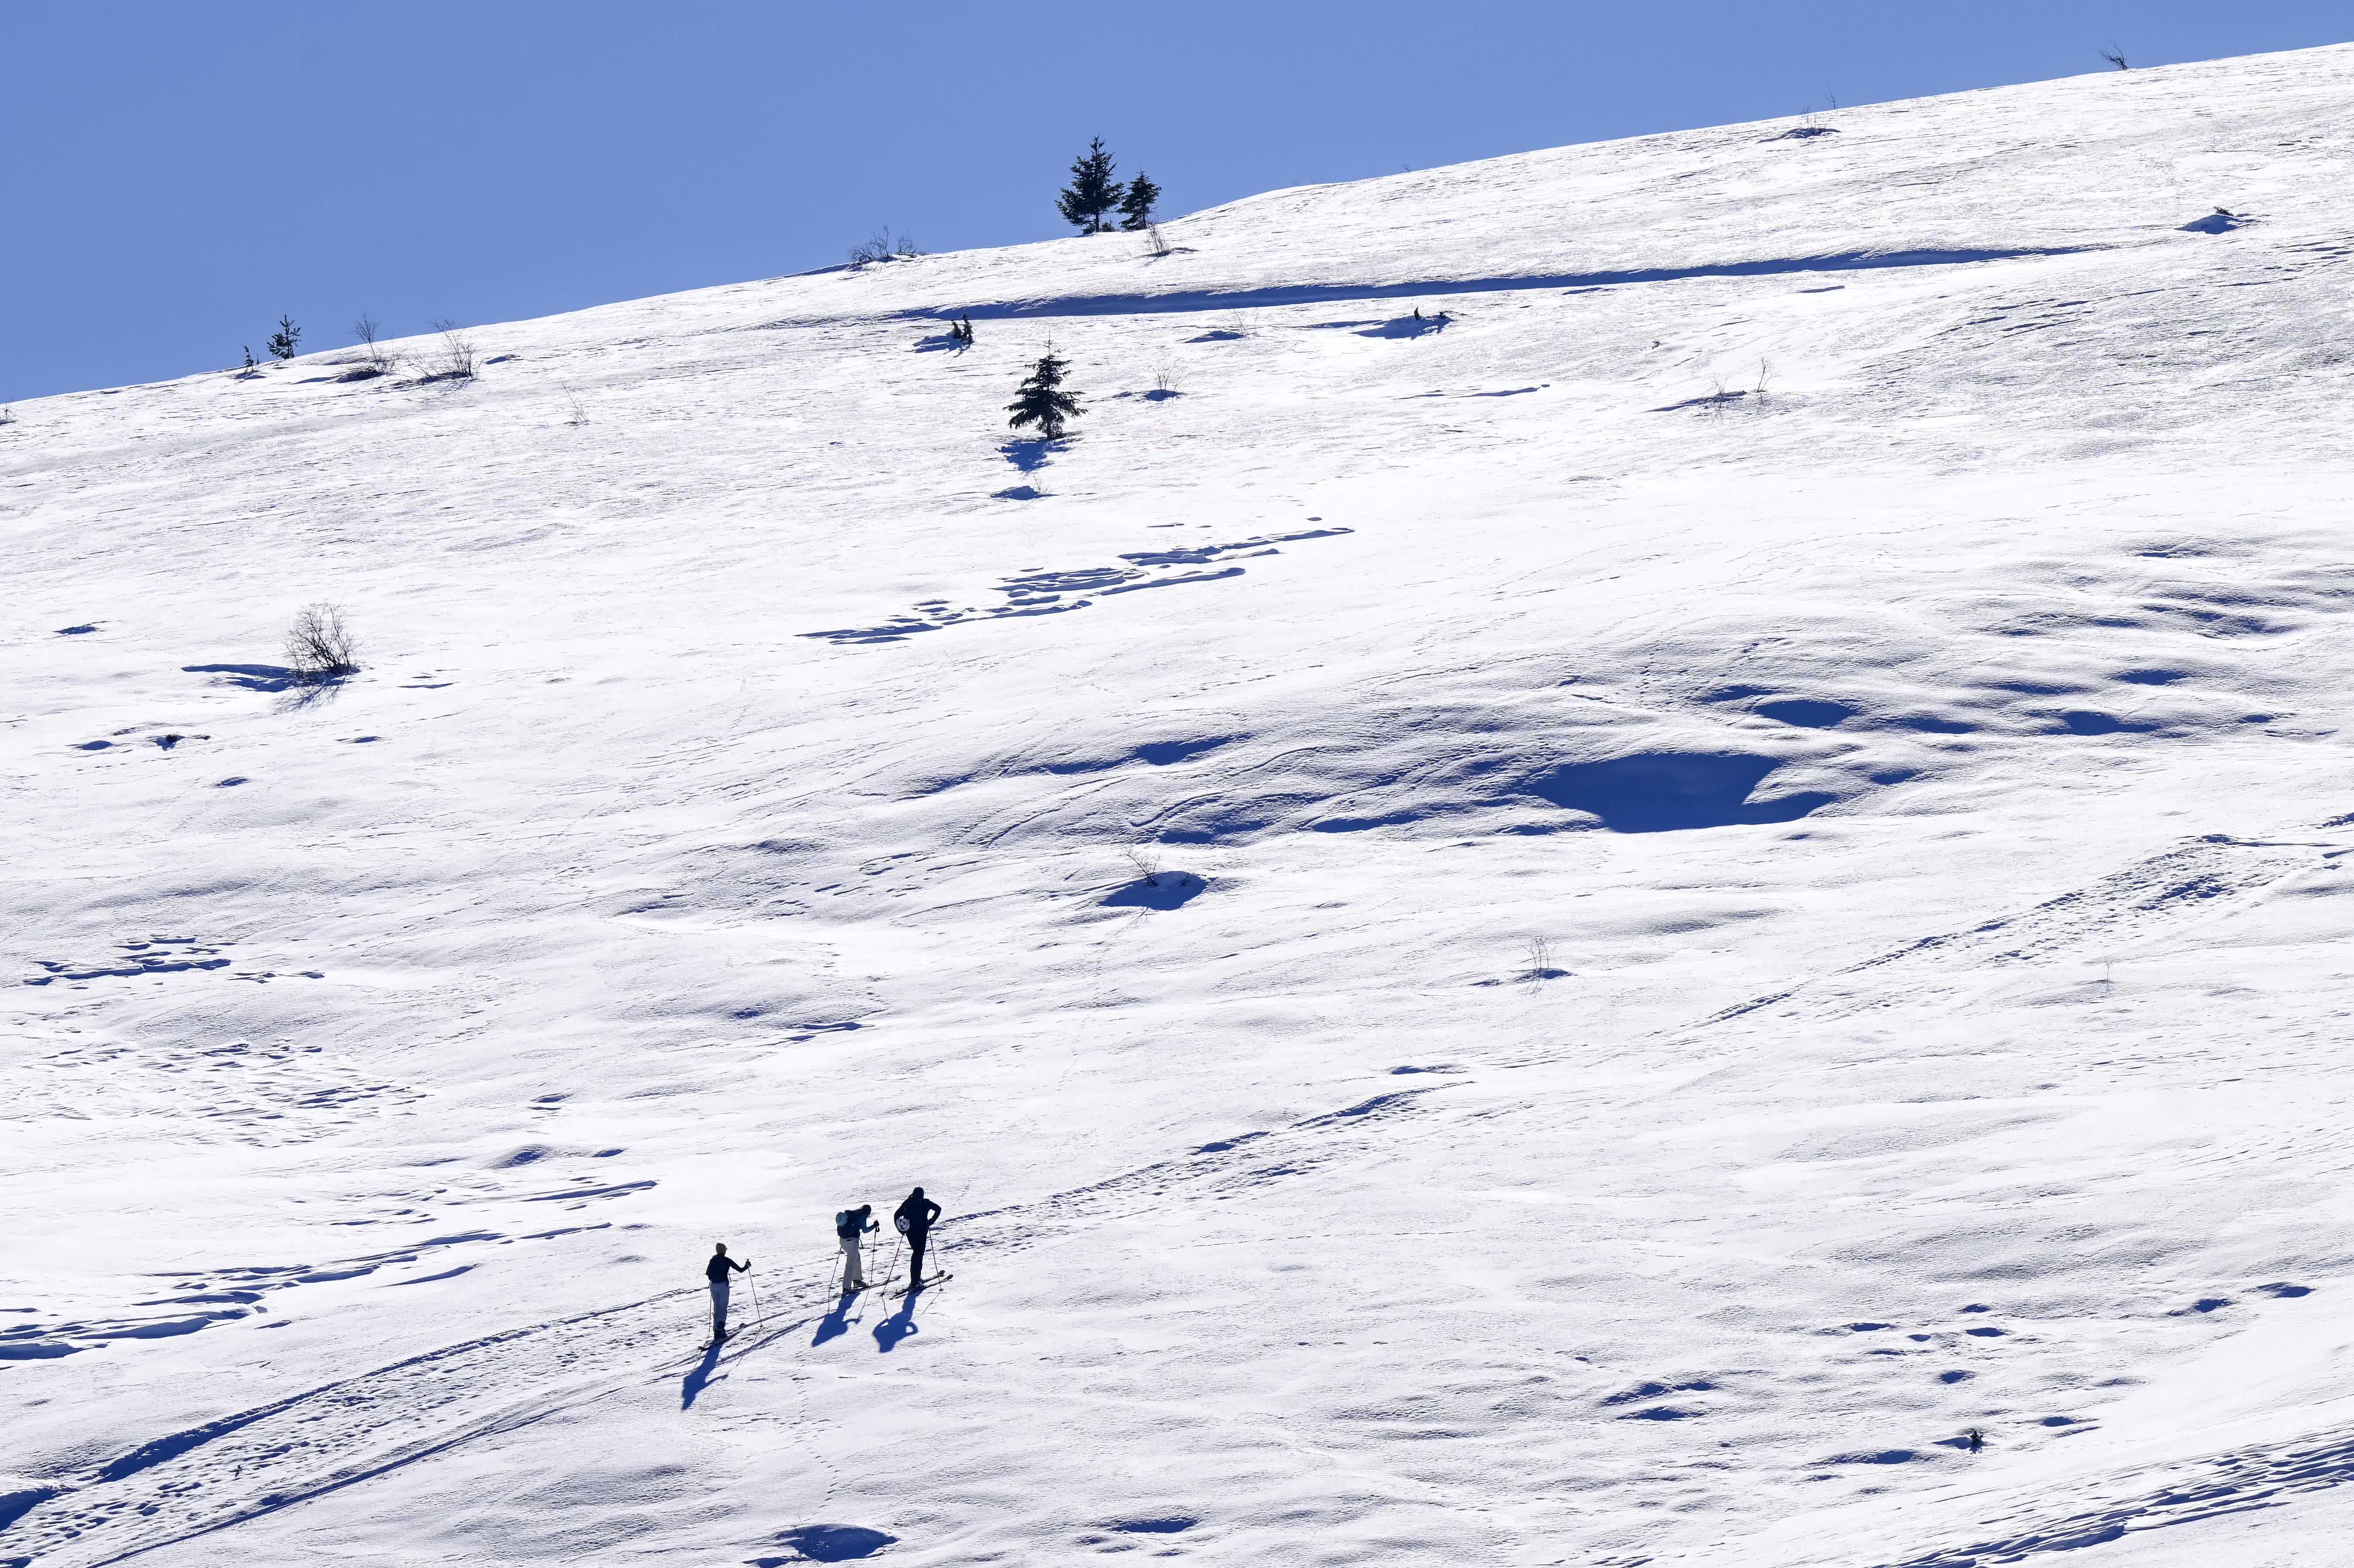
[9,42,2354,1568]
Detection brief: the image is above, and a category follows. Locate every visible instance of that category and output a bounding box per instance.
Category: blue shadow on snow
[757,1524,900,1563]
[1101,872,1206,911]
[873,1292,920,1352]
[812,1289,859,1347]
[680,1339,725,1409]
[1527,752,1833,833]
[1755,698,1853,729]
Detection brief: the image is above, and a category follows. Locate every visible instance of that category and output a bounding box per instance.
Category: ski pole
[747,1266,764,1328]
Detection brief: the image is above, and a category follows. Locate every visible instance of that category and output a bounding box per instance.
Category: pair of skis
[832,1270,950,1301]
[841,1269,949,1300]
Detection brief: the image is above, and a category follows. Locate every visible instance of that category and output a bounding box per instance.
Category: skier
[836,1204,879,1292]
[894,1186,943,1287]
[705,1242,749,1342]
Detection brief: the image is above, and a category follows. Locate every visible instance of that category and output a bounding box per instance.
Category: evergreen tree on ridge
[1057,138,1125,234]
[1118,171,1160,231]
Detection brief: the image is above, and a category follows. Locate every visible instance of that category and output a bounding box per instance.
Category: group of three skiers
[703,1185,943,1341]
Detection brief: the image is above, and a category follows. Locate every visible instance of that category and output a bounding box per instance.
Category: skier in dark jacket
[705,1243,749,1341]
[836,1204,879,1291]
[894,1187,943,1286]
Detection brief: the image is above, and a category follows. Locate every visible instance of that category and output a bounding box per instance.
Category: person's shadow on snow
[812,1289,859,1347]
[681,1339,725,1409]
[874,1292,921,1353]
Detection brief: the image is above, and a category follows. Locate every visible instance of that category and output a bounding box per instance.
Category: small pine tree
[1118,171,1160,231]
[1007,351,1080,441]
[1056,138,1125,234]
[241,346,257,368]
[265,315,302,361]
[955,314,975,346]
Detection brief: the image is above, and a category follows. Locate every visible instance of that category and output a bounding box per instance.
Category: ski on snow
[889,1273,951,1298]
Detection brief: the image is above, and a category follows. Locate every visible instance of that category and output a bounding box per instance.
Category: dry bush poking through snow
[427,320,476,382]
[349,316,397,378]
[849,230,922,268]
[284,603,359,681]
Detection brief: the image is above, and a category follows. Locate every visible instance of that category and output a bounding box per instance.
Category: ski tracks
[1515,832,2332,1071]
[8,1290,705,1568]
[1872,1416,2354,1568]
[6,1087,1447,1566]
[950,1084,1449,1259]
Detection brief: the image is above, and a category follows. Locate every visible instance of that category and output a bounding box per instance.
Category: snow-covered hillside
[10,42,2354,1568]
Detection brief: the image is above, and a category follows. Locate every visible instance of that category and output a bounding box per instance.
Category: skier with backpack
[835,1204,879,1292]
[705,1242,749,1342]
[894,1186,943,1289]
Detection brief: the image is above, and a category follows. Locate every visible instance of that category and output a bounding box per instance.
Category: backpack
[894,1212,911,1234]
[836,1209,854,1235]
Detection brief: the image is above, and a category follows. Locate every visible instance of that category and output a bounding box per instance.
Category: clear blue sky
[5,1,2347,404]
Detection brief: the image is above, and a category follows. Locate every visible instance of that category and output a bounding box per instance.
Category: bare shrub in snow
[1147,362,1183,400]
[2100,44,2129,70]
[562,384,589,426]
[284,603,359,681]
[0,406,13,426]
[1123,846,1163,884]
[427,320,476,382]
[848,229,917,268]
[1140,222,1173,259]
[1524,936,1556,982]
[350,315,397,378]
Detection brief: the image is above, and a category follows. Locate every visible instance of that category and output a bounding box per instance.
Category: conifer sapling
[265,315,302,361]
[1118,171,1160,231]
[1056,138,1125,234]
[1007,351,1081,441]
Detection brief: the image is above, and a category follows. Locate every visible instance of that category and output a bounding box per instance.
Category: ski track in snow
[1595,831,2340,1062]
[10,1086,1437,1567]
[1869,1420,2354,1568]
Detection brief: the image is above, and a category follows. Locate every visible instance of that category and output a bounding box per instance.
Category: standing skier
[894,1186,943,1287]
[705,1242,749,1342]
[836,1204,879,1292]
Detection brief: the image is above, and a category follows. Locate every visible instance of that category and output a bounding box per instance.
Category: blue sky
[4,1,2347,403]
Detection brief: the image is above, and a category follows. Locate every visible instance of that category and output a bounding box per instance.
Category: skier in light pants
[836,1204,878,1291]
[706,1243,749,1340]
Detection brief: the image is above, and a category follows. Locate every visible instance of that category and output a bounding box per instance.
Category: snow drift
[9,42,2354,1568]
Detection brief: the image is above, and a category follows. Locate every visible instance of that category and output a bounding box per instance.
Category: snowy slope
[9,42,2354,1568]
